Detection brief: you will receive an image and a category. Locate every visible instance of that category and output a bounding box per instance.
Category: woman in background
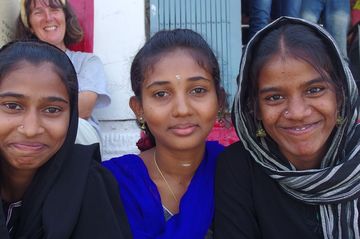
[16,0,111,148]
[215,17,360,238]
[103,29,226,239]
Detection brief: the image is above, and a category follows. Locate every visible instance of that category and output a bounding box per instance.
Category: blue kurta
[103,141,224,239]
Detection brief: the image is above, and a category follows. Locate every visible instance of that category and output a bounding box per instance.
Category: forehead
[0,61,68,95]
[31,0,62,8]
[258,55,320,87]
[147,49,210,75]
[144,49,212,82]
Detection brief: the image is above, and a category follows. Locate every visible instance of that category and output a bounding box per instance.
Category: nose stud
[18,125,24,130]
[283,110,289,117]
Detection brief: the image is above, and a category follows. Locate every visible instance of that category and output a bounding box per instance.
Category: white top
[65,50,111,131]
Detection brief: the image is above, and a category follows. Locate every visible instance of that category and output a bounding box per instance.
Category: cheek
[47,116,69,143]
[142,106,165,128]
[258,107,281,130]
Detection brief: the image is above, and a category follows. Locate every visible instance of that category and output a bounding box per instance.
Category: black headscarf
[0,41,132,239]
[234,17,360,238]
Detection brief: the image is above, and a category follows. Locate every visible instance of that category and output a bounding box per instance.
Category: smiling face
[29,0,66,50]
[0,61,70,174]
[130,49,219,152]
[257,55,338,170]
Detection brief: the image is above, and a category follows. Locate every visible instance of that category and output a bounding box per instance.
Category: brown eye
[190,87,207,95]
[265,95,283,101]
[44,106,62,114]
[4,103,22,110]
[307,87,324,94]
[154,91,169,98]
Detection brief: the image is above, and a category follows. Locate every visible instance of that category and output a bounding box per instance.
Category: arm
[73,52,111,119]
[214,143,261,239]
[78,91,98,119]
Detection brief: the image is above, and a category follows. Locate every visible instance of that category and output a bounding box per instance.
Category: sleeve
[71,162,133,239]
[75,53,111,108]
[214,142,261,239]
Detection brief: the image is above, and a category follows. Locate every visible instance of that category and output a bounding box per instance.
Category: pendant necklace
[153,150,178,203]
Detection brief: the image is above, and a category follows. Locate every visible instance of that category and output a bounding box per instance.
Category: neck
[0,161,36,202]
[153,144,206,180]
[56,42,67,52]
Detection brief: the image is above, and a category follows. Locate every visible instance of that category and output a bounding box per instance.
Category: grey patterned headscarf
[234,17,360,239]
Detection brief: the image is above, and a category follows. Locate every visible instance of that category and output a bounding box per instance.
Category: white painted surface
[0,0,20,47]
[93,0,145,160]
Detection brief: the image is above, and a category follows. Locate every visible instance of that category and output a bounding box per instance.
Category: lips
[281,121,320,135]
[10,142,47,153]
[169,123,198,136]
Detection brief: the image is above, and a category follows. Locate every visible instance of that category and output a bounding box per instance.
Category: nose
[44,9,55,21]
[284,96,312,120]
[18,110,45,137]
[172,94,192,117]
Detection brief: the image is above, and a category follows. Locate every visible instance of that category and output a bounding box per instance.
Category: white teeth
[44,26,57,31]
[294,127,307,131]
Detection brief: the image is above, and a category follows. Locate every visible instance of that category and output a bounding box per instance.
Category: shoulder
[102,154,147,183]
[216,141,254,178]
[206,141,225,154]
[102,154,143,171]
[218,141,251,162]
[66,50,103,66]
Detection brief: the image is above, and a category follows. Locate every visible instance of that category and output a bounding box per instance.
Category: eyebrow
[258,77,325,94]
[0,92,69,104]
[145,76,211,89]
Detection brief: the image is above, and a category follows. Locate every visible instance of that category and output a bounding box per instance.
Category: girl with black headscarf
[0,40,132,239]
[215,17,360,239]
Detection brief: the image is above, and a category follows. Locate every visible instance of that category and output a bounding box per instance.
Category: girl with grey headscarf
[214,17,360,239]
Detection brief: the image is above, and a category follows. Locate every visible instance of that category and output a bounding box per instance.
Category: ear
[129,96,143,118]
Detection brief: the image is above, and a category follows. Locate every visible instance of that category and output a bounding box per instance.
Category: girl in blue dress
[103,29,226,239]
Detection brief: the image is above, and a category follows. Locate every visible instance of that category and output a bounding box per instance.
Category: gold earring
[256,126,266,137]
[336,116,345,126]
[138,117,146,130]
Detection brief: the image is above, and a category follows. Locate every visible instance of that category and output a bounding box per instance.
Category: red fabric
[206,120,239,146]
[67,0,94,52]
[352,0,360,26]
[352,10,360,26]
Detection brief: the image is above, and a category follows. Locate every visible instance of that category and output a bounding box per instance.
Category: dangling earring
[336,116,345,126]
[138,117,146,130]
[256,125,266,137]
[217,109,224,124]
